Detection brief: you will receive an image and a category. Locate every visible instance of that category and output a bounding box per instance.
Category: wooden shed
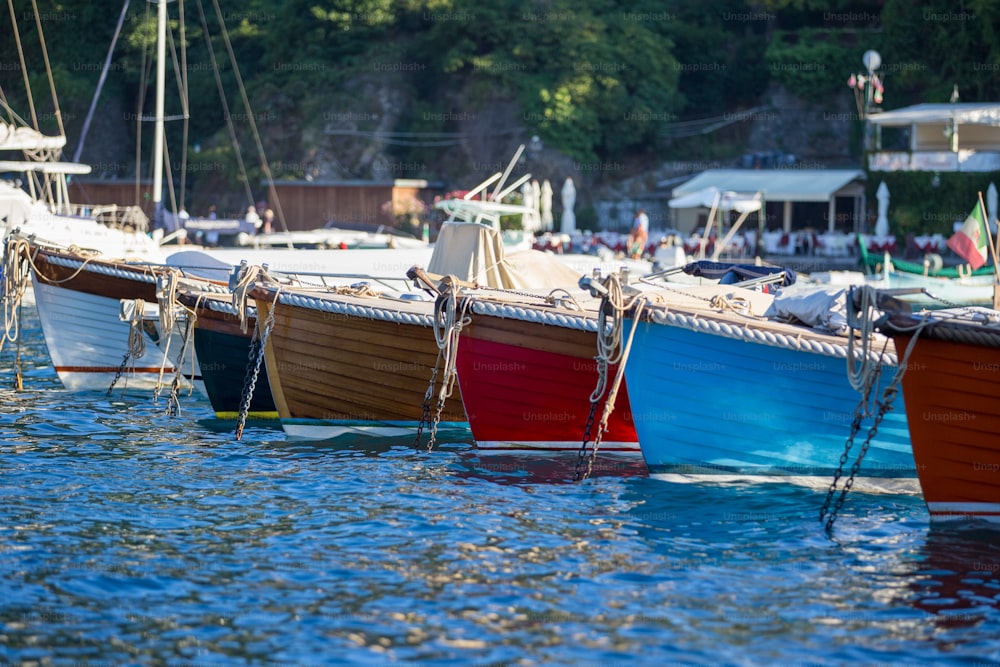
[67,177,444,232]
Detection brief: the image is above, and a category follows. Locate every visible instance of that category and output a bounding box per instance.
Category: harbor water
[2,306,1000,666]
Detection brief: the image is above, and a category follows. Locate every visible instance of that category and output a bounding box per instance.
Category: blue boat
[619,283,918,493]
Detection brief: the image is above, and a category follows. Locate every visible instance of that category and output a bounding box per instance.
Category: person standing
[629,208,649,259]
[205,205,219,246]
[246,205,261,231]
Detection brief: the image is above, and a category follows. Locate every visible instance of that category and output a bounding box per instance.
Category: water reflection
[903,523,1000,629]
[451,451,648,485]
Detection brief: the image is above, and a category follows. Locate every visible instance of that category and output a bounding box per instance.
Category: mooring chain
[414,354,442,451]
[822,296,930,531]
[235,292,278,440]
[238,328,262,408]
[165,318,196,417]
[13,305,23,392]
[106,353,132,397]
[573,401,601,482]
[823,387,899,532]
[819,377,879,529]
[575,275,620,481]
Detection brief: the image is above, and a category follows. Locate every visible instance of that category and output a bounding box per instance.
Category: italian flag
[946,200,990,270]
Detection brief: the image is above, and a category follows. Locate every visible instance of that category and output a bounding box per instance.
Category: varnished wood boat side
[895,333,1000,512]
[261,296,466,424]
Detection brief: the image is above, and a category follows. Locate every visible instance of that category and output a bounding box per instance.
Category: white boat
[238,224,428,251]
[9,238,212,394]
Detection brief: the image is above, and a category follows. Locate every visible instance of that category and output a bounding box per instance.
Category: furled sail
[0,122,66,152]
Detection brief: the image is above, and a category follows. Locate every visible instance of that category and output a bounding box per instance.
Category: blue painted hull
[623,318,916,487]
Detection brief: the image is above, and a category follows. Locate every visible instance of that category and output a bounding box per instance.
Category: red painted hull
[894,333,1000,521]
[456,336,639,455]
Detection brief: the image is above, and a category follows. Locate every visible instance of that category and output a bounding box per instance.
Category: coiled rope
[231,264,273,334]
[846,284,883,397]
[416,277,470,450]
[155,273,203,414]
[0,236,32,356]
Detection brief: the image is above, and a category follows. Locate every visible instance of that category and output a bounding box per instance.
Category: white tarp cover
[763,286,850,335]
[0,122,66,152]
[669,169,865,203]
[428,221,581,290]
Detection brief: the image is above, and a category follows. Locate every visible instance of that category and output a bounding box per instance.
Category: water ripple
[1,307,1000,664]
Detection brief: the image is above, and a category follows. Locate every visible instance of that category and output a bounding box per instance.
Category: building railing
[868,150,1000,172]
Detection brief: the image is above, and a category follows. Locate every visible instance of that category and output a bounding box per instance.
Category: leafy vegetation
[2,0,1000,219]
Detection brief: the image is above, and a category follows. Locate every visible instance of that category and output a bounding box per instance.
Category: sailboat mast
[152,0,167,215]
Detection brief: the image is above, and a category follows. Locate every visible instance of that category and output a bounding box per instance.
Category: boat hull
[893,333,1000,521]
[172,289,277,419]
[193,326,276,420]
[623,317,916,492]
[255,291,469,441]
[28,250,197,394]
[456,314,639,455]
[872,270,994,309]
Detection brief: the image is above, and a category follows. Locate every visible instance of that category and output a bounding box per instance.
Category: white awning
[667,169,865,203]
[867,103,1000,127]
[668,187,761,212]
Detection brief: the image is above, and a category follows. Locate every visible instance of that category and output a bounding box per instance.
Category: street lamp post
[848,49,883,151]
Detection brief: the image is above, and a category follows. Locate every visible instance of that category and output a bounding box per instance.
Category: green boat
[857,234,995,278]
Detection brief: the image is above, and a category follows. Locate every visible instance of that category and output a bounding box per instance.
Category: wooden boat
[170,284,277,420]
[6,237,216,394]
[611,279,918,492]
[232,218,635,443]
[244,274,469,440]
[874,298,1000,520]
[437,278,640,456]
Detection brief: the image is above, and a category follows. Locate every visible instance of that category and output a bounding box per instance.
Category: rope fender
[469,300,599,332]
[276,292,435,327]
[643,307,898,365]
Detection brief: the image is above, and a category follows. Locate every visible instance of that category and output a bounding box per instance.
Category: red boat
[447,285,640,457]
[880,303,1000,521]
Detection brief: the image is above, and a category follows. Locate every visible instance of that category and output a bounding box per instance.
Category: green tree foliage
[663,1,770,117]
[404,0,680,162]
[881,0,1000,104]
[765,28,863,102]
[2,0,999,206]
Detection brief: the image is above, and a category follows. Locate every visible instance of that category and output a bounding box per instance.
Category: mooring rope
[0,236,32,353]
[577,272,648,481]
[231,264,272,333]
